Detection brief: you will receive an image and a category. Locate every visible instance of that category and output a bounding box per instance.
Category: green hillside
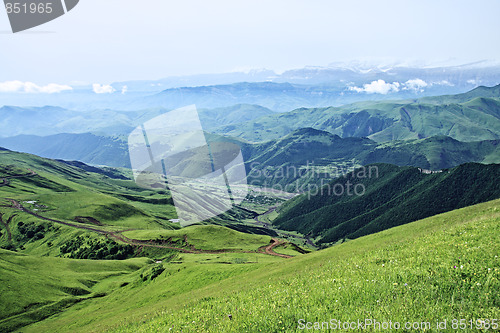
[1,133,499,332]
[0,149,181,274]
[363,135,500,170]
[273,163,500,244]
[0,149,282,256]
[0,251,148,332]
[0,149,302,332]
[14,199,499,332]
[0,148,178,231]
[0,223,283,332]
[2,125,498,180]
[213,84,500,143]
[238,128,500,190]
[419,84,500,104]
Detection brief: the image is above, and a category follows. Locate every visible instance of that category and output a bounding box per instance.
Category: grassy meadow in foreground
[16,199,499,333]
[115,199,499,333]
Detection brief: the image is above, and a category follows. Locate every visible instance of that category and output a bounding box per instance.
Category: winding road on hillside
[0,171,295,258]
[257,238,293,258]
[0,171,37,242]
[0,213,14,242]
[0,170,36,187]
[4,198,293,258]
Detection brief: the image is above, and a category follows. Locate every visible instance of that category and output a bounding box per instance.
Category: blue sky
[0,0,499,85]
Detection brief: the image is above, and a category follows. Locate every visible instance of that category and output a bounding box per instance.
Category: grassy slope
[0,150,294,332]
[20,253,283,333]
[0,148,177,231]
[18,199,500,333]
[0,251,148,332]
[0,220,284,332]
[122,225,271,251]
[116,199,500,332]
[4,125,500,193]
[0,149,291,259]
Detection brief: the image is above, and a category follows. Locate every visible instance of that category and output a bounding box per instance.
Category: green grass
[0,250,149,332]
[19,253,283,333]
[10,199,499,333]
[122,225,272,251]
[2,135,500,332]
[0,150,290,236]
[0,232,281,333]
[0,149,292,332]
[111,199,498,333]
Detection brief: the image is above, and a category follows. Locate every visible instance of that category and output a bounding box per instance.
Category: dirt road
[5,199,290,258]
[0,170,293,258]
[0,170,36,187]
[257,238,293,258]
[0,213,14,242]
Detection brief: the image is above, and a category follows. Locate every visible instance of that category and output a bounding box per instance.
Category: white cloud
[121,85,128,94]
[349,78,442,94]
[430,80,454,87]
[92,83,116,94]
[404,79,428,92]
[349,79,400,94]
[0,80,72,93]
[0,81,24,92]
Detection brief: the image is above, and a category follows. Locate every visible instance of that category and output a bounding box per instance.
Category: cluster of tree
[60,236,135,260]
[16,221,47,242]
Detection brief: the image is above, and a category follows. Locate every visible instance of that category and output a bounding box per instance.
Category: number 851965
[5,2,53,14]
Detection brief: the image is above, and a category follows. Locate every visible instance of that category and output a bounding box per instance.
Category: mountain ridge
[1,130,499,186]
[273,162,500,244]
[214,84,500,142]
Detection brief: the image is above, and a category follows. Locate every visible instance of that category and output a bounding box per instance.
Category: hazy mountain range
[1,84,499,141]
[0,104,274,138]
[1,85,499,175]
[1,63,499,111]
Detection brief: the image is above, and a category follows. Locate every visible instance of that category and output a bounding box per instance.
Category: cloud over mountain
[0,81,72,93]
[349,79,401,94]
[349,78,434,94]
[92,83,116,94]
